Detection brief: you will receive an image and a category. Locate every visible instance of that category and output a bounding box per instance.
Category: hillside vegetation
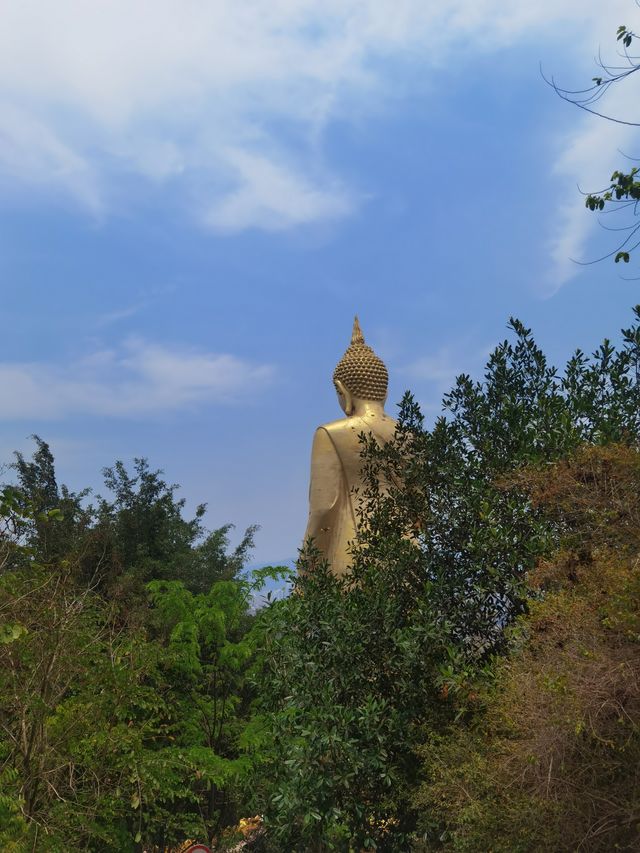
[1,308,639,851]
[414,444,640,851]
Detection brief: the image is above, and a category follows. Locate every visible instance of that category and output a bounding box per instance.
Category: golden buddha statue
[303,316,396,576]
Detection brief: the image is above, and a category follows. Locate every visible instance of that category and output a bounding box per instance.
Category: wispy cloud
[204,148,355,232]
[0,102,101,212]
[401,349,461,385]
[398,341,492,415]
[0,338,274,420]
[0,0,617,234]
[546,82,636,293]
[95,304,145,327]
[395,346,475,414]
[94,285,177,329]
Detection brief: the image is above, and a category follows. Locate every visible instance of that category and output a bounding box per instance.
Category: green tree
[9,444,257,600]
[0,448,271,850]
[412,444,640,851]
[98,457,257,596]
[13,436,92,566]
[251,307,640,851]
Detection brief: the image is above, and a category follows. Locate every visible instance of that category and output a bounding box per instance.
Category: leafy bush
[250,308,640,851]
[2,308,639,850]
[0,454,271,850]
[413,444,640,852]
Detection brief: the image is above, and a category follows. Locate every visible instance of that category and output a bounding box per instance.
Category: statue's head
[333,316,388,415]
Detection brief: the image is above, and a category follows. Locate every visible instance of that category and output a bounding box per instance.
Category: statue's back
[302,317,395,577]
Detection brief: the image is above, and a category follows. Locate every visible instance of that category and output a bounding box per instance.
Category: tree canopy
[1,308,639,850]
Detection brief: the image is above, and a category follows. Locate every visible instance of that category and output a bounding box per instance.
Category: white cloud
[0,103,101,212]
[395,339,509,425]
[95,285,177,328]
[398,341,492,414]
[547,86,636,292]
[0,338,274,420]
[401,348,461,386]
[0,0,621,233]
[95,304,145,327]
[204,148,355,232]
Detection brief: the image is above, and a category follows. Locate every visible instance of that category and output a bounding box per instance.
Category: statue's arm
[303,427,341,544]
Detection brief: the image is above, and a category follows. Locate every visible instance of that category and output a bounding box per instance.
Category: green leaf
[0,623,27,644]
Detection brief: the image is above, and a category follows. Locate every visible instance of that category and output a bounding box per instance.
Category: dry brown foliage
[414,444,640,852]
[512,443,640,559]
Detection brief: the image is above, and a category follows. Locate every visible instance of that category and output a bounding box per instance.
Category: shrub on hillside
[413,444,640,852]
[250,309,640,851]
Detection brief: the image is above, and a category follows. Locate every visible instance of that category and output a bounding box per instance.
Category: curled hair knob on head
[333,315,388,401]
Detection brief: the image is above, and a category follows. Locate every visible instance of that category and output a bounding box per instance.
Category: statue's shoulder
[317,416,360,436]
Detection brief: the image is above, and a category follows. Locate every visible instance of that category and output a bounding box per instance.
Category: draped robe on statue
[304,411,396,577]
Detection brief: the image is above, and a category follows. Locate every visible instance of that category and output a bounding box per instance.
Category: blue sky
[1,1,639,564]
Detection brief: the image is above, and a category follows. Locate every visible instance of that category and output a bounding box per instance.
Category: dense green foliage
[10,442,257,598]
[413,444,640,851]
[1,308,639,851]
[250,308,640,851]
[0,454,276,851]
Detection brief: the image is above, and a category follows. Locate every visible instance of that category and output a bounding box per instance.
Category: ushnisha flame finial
[333,315,388,401]
[351,315,365,346]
